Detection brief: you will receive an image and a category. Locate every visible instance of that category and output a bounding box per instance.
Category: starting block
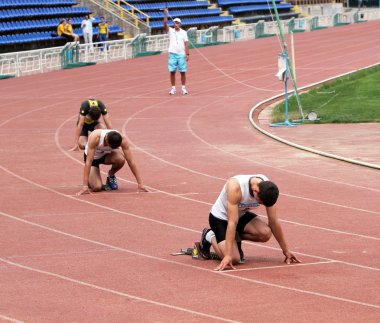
[171,242,221,260]
[170,247,194,256]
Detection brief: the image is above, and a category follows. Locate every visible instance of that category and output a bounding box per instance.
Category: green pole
[270,0,305,119]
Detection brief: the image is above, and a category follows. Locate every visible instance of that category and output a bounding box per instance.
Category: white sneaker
[181,88,188,95]
[169,88,176,95]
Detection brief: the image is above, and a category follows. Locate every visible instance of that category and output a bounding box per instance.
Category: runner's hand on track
[214,255,236,271]
[284,251,301,264]
[76,186,90,196]
[137,184,149,192]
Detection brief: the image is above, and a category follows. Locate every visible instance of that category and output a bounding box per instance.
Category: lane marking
[219,271,380,309]
[1,165,380,272]
[231,260,337,272]
[53,115,380,242]
[1,210,380,310]
[0,257,240,323]
[7,248,116,260]
[0,315,24,323]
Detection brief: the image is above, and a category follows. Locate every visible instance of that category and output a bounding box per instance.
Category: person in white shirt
[163,9,189,95]
[81,15,94,51]
[198,174,301,271]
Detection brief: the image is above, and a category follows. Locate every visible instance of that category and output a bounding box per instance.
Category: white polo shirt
[168,27,188,55]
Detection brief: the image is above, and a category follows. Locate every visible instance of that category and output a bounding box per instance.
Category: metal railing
[104,0,150,29]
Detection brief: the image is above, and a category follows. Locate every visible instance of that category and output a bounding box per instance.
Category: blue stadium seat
[229,4,293,13]
[218,0,281,5]
[0,2,124,50]
[149,15,234,29]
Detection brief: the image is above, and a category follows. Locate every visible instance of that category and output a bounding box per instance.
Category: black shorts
[80,121,99,137]
[62,34,75,41]
[209,211,258,243]
[84,153,107,168]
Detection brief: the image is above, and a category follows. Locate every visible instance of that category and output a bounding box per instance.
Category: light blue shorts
[168,52,187,73]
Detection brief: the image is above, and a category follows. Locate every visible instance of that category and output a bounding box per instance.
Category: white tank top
[210,174,269,221]
[85,129,118,159]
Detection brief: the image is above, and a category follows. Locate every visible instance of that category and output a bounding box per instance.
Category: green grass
[271,65,380,124]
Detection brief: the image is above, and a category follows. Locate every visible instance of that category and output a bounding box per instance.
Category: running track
[0,21,379,322]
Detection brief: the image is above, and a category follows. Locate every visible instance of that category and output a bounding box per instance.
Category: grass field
[271,64,380,124]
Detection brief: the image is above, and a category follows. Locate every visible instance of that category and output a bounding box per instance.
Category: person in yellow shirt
[97,16,109,51]
[57,19,66,37]
[64,17,79,42]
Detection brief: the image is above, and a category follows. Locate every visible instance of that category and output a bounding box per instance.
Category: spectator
[64,18,79,42]
[163,9,189,95]
[81,14,94,51]
[97,17,109,51]
[57,19,73,42]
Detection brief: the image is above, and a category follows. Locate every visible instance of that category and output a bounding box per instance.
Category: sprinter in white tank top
[76,129,148,195]
[199,175,300,271]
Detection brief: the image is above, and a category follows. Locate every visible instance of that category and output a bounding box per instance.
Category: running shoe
[169,88,176,95]
[237,240,245,264]
[199,227,211,259]
[181,87,188,95]
[106,175,118,190]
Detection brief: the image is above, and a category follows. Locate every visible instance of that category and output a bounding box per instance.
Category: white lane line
[245,241,380,272]
[231,260,337,272]
[0,257,240,323]
[256,215,380,241]
[7,248,116,260]
[0,315,24,323]
[1,210,379,310]
[0,165,196,234]
[249,65,380,170]
[119,105,380,211]
[1,164,380,272]
[219,270,380,309]
[122,63,380,195]
[22,211,110,218]
[56,117,380,241]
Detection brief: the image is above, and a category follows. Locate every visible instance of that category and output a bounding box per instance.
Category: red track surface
[1,21,379,322]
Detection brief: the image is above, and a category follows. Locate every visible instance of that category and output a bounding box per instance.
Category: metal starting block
[192,242,203,259]
[170,242,221,260]
[170,247,194,256]
[170,243,204,260]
